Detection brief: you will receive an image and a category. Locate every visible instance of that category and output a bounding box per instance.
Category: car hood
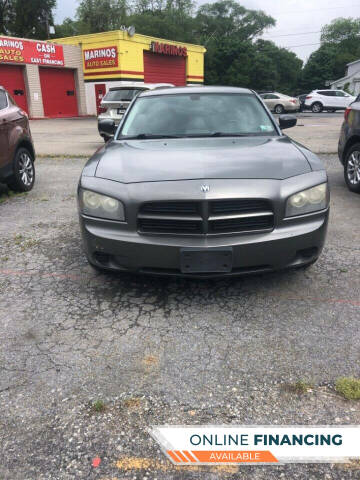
[93,136,312,183]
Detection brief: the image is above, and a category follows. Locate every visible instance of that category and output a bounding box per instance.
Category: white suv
[305,90,356,113]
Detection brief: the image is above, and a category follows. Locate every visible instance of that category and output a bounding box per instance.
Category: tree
[302,17,360,92]
[0,0,14,34]
[253,40,303,94]
[76,0,128,34]
[196,1,276,89]
[8,0,56,39]
[321,17,360,44]
[195,0,274,42]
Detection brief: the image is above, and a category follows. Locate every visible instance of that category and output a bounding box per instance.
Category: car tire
[274,104,284,114]
[7,147,35,192]
[311,102,323,113]
[344,144,360,193]
[327,108,336,113]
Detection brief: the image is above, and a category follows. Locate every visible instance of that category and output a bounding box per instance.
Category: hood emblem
[201,184,210,193]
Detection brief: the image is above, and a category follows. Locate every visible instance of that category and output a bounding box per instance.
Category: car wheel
[274,104,284,114]
[311,102,323,113]
[344,145,360,193]
[327,108,336,113]
[7,147,35,192]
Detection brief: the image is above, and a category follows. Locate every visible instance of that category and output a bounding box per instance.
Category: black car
[338,100,360,192]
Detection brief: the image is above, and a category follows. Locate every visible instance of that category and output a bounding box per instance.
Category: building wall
[54,31,206,114]
[62,44,87,116]
[347,62,360,77]
[0,36,86,118]
[24,64,44,117]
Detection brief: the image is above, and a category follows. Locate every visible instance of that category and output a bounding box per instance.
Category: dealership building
[0,35,87,117]
[0,31,205,118]
[55,30,206,115]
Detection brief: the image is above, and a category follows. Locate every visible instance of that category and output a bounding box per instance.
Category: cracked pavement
[0,154,360,479]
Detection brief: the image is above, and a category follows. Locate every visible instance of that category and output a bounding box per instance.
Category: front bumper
[80,210,329,278]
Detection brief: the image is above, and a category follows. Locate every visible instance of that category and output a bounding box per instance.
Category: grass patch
[336,377,360,400]
[91,400,106,413]
[13,234,38,251]
[123,397,142,410]
[283,380,313,395]
[0,190,28,204]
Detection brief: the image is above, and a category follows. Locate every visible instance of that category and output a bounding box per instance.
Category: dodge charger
[78,86,329,278]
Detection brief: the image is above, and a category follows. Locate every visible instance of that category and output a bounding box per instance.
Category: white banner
[149,426,360,464]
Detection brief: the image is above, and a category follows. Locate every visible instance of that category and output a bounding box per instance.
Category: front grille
[139,218,202,234]
[138,200,274,235]
[209,215,274,233]
[210,199,271,214]
[141,201,198,215]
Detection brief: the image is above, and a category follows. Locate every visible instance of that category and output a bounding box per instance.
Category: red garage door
[0,64,28,113]
[39,68,78,117]
[143,52,186,86]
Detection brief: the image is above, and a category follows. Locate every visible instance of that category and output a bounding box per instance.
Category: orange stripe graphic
[175,451,189,462]
[167,450,182,463]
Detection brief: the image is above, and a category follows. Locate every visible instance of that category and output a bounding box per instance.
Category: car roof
[138,86,254,97]
[109,83,173,91]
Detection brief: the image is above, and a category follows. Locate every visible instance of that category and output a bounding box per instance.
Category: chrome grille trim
[138,200,274,235]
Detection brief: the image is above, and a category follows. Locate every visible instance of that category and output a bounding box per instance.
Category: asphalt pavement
[0,153,360,479]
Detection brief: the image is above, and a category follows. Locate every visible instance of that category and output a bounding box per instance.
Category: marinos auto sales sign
[83,46,118,70]
[0,36,64,66]
[150,426,360,465]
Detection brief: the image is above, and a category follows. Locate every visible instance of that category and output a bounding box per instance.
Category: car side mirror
[99,119,115,137]
[279,115,297,130]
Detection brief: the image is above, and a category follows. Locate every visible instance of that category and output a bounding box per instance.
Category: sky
[54,0,360,63]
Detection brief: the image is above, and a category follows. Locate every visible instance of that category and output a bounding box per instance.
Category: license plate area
[117,108,126,115]
[180,248,233,273]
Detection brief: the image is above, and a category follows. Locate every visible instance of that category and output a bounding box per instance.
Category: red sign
[83,46,118,70]
[0,37,64,66]
[150,41,187,57]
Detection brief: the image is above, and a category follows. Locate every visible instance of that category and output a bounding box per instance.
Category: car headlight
[286,183,329,217]
[80,189,125,221]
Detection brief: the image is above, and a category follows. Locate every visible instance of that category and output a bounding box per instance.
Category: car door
[0,90,9,169]
[336,90,352,109]
[262,94,279,111]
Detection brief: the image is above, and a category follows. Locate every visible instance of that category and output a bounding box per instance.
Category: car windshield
[118,93,277,138]
[104,89,145,102]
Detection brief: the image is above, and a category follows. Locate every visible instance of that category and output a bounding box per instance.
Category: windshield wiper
[210,132,258,137]
[120,133,182,140]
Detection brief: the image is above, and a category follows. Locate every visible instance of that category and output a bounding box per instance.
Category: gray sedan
[78,86,329,278]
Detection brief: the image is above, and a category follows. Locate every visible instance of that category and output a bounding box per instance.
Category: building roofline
[347,58,360,67]
[53,30,206,52]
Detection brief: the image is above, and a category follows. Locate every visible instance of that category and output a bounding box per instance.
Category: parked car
[338,99,360,193]
[0,86,35,192]
[305,90,356,113]
[98,83,173,141]
[259,92,300,114]
[78,86,329,278]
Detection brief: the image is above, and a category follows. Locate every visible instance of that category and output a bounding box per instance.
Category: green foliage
[76,0,128,34]
[336,377,360,400]
[302,17,360,92]
[321,17,360,44]
[7,0,56,39]
[91,399,106,412]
